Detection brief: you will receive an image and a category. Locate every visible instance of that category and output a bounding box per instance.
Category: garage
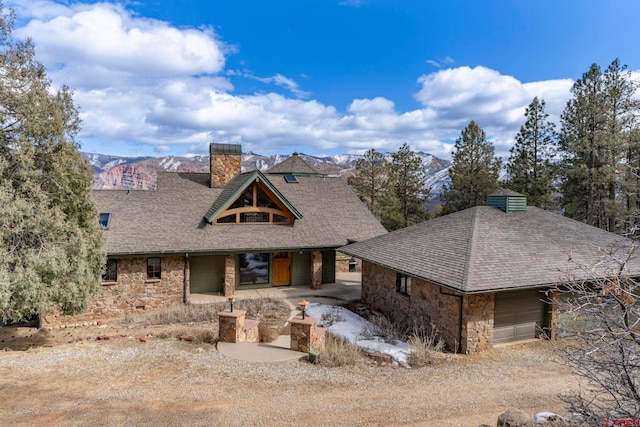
[494,289,545,344]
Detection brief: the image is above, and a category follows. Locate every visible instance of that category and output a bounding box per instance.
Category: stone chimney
[210,143,242,187]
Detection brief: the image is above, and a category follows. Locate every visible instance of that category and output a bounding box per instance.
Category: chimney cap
[210,143,242,155]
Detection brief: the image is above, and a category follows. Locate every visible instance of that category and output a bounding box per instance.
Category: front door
[272,252,291,286]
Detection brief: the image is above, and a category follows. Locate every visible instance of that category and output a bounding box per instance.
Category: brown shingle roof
[94,172,386,256]
[340,206,640,293]
[267,154,323,175]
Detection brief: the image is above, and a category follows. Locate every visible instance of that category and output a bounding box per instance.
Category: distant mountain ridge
[83,151,452,198]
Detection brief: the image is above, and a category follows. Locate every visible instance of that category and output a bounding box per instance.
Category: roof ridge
[461,207,480,291]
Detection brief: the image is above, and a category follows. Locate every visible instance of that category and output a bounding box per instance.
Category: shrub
[319,334,365,367]
[406,324,446,367]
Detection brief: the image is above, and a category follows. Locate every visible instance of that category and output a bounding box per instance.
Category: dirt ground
[0,321,579,427]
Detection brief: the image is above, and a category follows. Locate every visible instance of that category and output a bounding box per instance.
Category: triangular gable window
[214,180,296,225]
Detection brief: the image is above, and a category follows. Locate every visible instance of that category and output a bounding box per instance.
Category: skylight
[284,175,298,183]
[98,213,111,229]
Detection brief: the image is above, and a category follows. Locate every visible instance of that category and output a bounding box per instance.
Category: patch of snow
[305,303,412,367]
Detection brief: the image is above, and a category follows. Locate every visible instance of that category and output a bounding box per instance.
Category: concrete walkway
[214,272,361,362]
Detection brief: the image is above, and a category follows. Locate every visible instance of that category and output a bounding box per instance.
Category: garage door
[494,289,545,344]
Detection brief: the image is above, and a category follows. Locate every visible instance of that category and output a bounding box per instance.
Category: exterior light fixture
[228,295,237,312]
[299,300,309,320]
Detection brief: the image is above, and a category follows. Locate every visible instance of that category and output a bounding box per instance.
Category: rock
[368,352,392,365]
[533,412,563,424]
[478,424,492,427]
[180,335,194,342]
[136,335,147,343]
[497,409,533,427]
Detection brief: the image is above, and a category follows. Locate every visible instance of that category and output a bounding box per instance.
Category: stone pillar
[310,250,322,290]
[184,255,191,304]
[224,254,236,297]
[218,309,246,343]
[290,316,318,353]
[460,293,494,353]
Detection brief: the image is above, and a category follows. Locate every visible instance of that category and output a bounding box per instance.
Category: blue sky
[8,0,640,159]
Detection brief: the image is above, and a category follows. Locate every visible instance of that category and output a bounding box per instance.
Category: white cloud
[9,1,587,160]
[14,1,227,81]
[415,66,574,157]
[339,0,365,7]
[229,70,310,98]
[425,56,455,68]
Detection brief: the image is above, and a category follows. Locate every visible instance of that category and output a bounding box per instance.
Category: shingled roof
[267,153,323,175]
[94,171,386,256]
[340,205,640,293]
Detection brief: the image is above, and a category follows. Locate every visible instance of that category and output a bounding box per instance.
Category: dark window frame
[396,273,411,296]
[147,257,161,280]
[102,259,117,282]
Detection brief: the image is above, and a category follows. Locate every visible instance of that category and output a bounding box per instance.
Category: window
[239,253,270,285]
[284,175,298,183]
[240,212,269,223]
[98,213,111,229]
[102,259,117,282]
[147,257,161,280]
[214,181,294,225]
[396,273,411,296]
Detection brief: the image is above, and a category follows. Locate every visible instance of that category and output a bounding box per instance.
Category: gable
[204,170,302,225]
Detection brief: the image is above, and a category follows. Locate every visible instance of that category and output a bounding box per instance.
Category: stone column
[460,293,494,353]
[184,255,191,304]
[224,254,236,296]
[290,316,318,353]
[310,250,322,290]
[218,309,246,343]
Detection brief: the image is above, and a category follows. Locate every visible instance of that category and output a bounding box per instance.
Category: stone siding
[461,293,494,353]
[210,153,241,187]
[43,256,186,326]
[336,255,360,273]
[361,260,496,353]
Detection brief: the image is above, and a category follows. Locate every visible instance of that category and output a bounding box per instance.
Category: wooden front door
[272,252,291,286]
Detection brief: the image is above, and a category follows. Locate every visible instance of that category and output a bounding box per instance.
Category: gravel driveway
[0,328,576,427]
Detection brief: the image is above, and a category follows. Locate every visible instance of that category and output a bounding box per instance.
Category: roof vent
[487,189,527,213]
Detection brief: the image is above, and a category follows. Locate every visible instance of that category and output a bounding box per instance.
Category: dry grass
[318,334,366,367]
[406,326,447,367]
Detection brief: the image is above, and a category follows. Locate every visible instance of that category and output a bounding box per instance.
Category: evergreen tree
[381,143,429,230]
[559,59,637,232]
[347,148,388,219]
[441,121,501,213]
[507,97,557,209]
[0,7,105,324]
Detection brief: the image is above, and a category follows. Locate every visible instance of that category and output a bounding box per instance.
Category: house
[339,190,640,353]
[78,143,386,319]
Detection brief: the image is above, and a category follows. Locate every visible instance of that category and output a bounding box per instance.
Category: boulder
[497,409,533,427]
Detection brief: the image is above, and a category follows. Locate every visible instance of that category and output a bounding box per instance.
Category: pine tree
[441,121,501,214]
[559,59,637,232]
[507,97,558,209]
[381,143,429,230]
[347,148,388,219]
[0,7,105,324]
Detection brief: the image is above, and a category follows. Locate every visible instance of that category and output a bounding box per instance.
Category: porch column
[224,254,236,296]
[184,255,191,304]
[310,250,322,290]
